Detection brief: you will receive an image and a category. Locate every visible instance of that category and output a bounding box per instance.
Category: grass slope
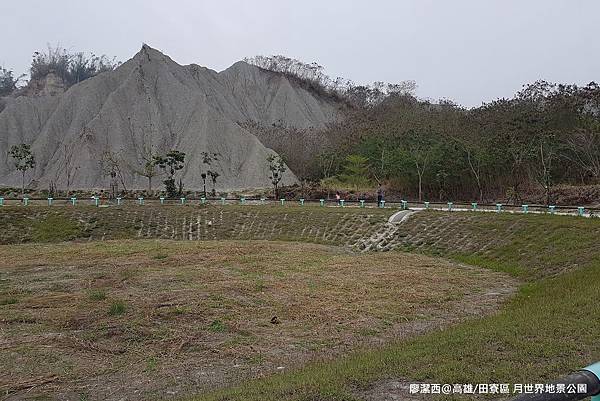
[0,205,393,245]
[395,211,600,278]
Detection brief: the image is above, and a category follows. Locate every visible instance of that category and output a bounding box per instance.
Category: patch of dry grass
[0,240,514,400]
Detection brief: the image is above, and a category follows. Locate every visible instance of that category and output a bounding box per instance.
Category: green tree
[153,150,186,197]
[267,154,287,199]
[338,154,372,190]
[201,152,221,196]
[9,144,36,196]
[0,67,24,96]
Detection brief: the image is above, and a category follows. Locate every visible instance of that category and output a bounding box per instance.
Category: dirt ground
[0,240,516,400]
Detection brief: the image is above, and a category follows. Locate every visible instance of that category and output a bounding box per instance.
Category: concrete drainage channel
[353,210,419,252]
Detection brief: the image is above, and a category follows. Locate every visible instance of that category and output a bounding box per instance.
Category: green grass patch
[87,289,106,301]
[208,319,226,333]
[451,253,526,277]
[31,213,81,242]
[108,300,126,316]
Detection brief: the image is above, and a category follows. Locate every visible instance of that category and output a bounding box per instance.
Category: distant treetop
[30,44,121,87]
[243,54,416,109]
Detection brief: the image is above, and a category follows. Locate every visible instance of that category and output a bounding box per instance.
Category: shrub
[30,44,120,87]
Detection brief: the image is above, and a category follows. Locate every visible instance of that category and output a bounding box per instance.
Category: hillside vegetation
[243,56,600,205]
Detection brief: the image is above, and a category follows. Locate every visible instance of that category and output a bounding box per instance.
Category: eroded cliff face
[0,45,342,191]
[22,72,68,97]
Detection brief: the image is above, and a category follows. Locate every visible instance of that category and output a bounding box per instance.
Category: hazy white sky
[1,0,599,107]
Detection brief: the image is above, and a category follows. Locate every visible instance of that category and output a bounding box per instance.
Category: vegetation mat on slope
[0,205,393,246]
[376,211,600,278]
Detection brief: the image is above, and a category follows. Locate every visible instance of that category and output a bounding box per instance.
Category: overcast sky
[2,0,599,107]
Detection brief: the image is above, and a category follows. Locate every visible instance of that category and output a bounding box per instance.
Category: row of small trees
[7,143,288,199]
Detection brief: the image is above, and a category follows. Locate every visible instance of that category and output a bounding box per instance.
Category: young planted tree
[405,129,436,202]
[100,151,128,198]
[154,150,186,198]
[57,143,79,195]
[267,154,286,199]
[207,170,220,196]
[9,144,36,196]
[129,146,158,194]
[535,133,558,206]
[201,151,221,196]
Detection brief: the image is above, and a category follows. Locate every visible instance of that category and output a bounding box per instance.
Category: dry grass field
[0,240,515,400]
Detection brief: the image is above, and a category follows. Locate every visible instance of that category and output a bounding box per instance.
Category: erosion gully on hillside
[0,206,526,400]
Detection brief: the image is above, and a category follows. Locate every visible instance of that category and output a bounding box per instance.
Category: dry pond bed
[0,240,516,400]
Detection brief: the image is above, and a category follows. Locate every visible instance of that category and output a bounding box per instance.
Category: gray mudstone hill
[0,45,342,191]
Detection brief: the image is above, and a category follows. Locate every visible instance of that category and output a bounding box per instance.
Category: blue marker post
[359,200,365,208]
[578,206,585,217]
[522,204,529,214]
[496,203,503,213]
[299,198,305,206]
[471,202,477,211]
[70,197,77,206]
[47,197,53,206]
[424,201,430,209]
[447,202,453,212]
[319,199,325,207]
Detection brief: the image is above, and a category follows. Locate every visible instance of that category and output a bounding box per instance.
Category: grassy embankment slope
[0,204,393,245]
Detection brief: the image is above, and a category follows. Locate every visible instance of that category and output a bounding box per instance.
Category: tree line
[301,81,600,204]
[242,56,599,205]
